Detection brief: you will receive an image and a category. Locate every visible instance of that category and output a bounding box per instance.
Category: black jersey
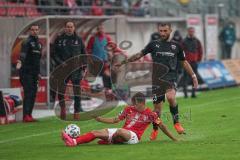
[20,35,42,75]
[52,33,86,78]
[52,33,86,66]
[142,39,185,81]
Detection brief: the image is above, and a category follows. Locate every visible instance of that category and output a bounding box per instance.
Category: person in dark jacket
[51,21,86,120]
[16,24,42,122]
[219,22,236,59]
[182,27,203,98]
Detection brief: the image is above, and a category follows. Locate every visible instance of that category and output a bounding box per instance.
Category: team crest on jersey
[75,40,78,45]
[155,44,160,48]
[171,44,176,50]
[30,42,35,47]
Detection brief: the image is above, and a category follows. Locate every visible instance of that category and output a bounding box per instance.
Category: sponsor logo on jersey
[32,50,40,54]
[156,52,175,57]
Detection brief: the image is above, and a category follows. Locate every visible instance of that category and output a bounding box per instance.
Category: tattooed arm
[116,52,145,67]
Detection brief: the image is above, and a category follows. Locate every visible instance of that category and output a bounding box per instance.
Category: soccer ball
[64,124,81,138]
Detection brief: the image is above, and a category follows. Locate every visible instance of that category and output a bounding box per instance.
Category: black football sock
[170,104,179,124]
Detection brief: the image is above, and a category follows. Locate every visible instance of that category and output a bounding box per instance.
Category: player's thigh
[114,128,132,141]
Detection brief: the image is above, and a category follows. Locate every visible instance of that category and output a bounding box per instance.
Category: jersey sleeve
[149,112,163,125]
[79,37,86,55]
[51,36,64,65]
[106,34,113,43]
[118,107,128,121]
[19,40,29,63]
[197,39,203,61]
[177,44,186,61]
[86,36,95,54]
[141,41,154,55]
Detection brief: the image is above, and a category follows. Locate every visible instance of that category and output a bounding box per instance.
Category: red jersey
[118,106,162,140]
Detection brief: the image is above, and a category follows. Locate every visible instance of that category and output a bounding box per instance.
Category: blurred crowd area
[1,0,240,18]
[0,0,155,17]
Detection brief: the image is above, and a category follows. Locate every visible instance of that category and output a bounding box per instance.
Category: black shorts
[152,80,177,104]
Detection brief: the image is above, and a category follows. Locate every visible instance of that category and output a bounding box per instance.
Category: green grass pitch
[0,87,240,160]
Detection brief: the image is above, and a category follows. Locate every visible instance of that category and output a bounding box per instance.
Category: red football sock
[75,132,96,144]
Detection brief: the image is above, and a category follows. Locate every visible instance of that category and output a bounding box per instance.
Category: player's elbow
[112,117,121,123]
[113,119,120,124]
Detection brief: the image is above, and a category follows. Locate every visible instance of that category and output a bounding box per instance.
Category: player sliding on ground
[61,92,177,146]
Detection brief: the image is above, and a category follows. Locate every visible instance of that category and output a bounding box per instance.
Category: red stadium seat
[0,2,7,16]
[7,2,18,17]
[24,0,42,17]
[26,7,41,17]
[16,4,26,17]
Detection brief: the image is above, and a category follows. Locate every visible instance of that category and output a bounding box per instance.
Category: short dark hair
[131,92,146,104]
[158,22,171,28]
[65,21,75,27]
[30,24,39,29]
[187,27,195,30]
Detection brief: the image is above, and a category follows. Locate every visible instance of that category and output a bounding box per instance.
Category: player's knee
[90,130,100,136]
[166,94,175,103]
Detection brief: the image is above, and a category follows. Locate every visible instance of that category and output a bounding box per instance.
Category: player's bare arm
[95,116,121,124]
[158,123,178,141]
[115,52,145,67]
[181,60,198,89]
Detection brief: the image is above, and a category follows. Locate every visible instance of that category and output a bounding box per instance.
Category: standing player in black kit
[16,24,42,122]
[115,23,198,140]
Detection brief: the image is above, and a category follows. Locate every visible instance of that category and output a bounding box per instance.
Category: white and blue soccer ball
[64,124,81,138]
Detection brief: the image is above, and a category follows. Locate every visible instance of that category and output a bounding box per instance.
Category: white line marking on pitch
[0,131,59,144]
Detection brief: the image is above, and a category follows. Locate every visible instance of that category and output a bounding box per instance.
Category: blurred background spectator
[182,27,203,98]
[219,21,237,59]
[91,0,104,16]
[64,0,82,15]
